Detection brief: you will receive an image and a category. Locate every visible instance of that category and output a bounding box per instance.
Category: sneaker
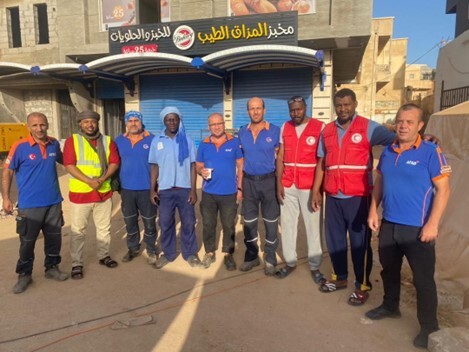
[45,265,69,281]
[224,254,236,271]
[147,252,158,265]
[187,255,202,267]
[13,273,32,294]
[239,257,260,272]
[365,305,401,320]
[154,255,170,269]
[264,262,276,276]
[202,252,216,269]
[122,249,140,262]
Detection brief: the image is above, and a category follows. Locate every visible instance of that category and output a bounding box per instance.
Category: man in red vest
[275,96,325,283]
[312,88,396,306]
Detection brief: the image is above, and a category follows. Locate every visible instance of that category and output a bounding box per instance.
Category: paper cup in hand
[205,168,213,180]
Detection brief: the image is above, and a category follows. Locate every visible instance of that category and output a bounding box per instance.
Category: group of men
[2,88,450,349]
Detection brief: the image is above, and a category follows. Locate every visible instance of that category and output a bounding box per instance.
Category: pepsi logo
[266,137,272,143]
[173,25,195,50]
[143,144,149,149]
[29,154,36,160]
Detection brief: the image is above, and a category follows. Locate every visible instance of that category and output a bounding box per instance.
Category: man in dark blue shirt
[238,97,280,276]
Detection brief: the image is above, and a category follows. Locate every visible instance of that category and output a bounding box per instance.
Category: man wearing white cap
[149,107,201,269]
[115,111,158,265]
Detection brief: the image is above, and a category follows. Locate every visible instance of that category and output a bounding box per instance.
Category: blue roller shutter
[96,80,124,99]
[232,68,313,129]
[140,73,223,146]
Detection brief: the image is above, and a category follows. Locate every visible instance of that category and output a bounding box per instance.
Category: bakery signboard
[108,12,298,55]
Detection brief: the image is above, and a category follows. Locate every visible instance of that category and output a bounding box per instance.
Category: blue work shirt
[317,114,396,198]
[148,129,196,191]
[115,131,154,191]
[6,135,63,208]
[378,136,450,227]
[238,121,280,176]
[197,134,243,195]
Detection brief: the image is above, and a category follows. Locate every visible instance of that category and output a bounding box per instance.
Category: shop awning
[0,45,324,92]
[198,45,322,72]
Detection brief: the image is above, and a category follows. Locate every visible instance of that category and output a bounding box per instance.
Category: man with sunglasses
[275,96,325,282]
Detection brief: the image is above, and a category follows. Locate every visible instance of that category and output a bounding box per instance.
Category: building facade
[434,0,469,111]
[0,0,373,141]
[341,17,407,125]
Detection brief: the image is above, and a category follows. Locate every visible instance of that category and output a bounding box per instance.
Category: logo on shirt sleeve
[351,133,363,143]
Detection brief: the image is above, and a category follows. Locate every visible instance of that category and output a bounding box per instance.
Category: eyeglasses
[288,96,306,105]
[209,122,225,127]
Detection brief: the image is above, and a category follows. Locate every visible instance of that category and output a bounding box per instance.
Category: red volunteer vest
[281,118,323,189]
[323,115,371,196]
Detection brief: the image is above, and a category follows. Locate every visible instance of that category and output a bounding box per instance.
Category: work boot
[122,249,140,262]
[202,252,216,268]
[239,257,260,272]
[13,273,32,294]
[45,265,69,281]
[147,252,158,265]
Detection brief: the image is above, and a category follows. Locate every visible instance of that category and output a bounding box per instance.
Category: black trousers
[242,174,279,265]
[379,220,439,333]
[16,203,64,275]
[200,191,238,254]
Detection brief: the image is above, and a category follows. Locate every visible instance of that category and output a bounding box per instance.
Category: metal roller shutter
[140,73,223,146]
[232,68,313,129]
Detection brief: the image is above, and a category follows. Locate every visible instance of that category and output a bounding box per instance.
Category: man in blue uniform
[238,97,280,276]
[2,112,68,293]
[366,103,451,349]
[197,113,243,270]
[115,111,158,265]
[149,106,201,269]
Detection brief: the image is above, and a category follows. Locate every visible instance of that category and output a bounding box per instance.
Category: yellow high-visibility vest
[69,134,111,193]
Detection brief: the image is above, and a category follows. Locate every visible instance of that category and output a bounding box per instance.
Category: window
[34,3,49,44]
[7,7,22,48]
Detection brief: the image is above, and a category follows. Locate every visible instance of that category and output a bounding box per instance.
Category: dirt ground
[0,166,463,352]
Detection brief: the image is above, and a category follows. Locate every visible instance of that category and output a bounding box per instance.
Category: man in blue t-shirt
[2,112,68,293]
[115,111,158,265]
[238,97,280,275]
[366,104,451,349]
[196,113,243,271]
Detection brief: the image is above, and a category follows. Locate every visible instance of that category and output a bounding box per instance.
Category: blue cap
[124,110,143,123]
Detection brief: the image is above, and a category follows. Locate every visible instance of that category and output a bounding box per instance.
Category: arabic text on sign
[110,26,172,43]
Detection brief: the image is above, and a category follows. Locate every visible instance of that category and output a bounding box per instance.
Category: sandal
[348,290,369,306]
[71,266,83,280]
[99,256,118,268]
[319,279,348,293]
[275,266,296,279]
[311,270,327,285]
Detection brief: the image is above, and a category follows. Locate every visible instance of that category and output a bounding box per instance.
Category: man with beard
[275,96,325,282]
[115,111,158,265]
[63,110,120,279]
[149,107,201,269]
[2,112,68,293]
[312,89,395,305]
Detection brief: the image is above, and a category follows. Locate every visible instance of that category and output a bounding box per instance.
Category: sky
[373,0,456,68]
